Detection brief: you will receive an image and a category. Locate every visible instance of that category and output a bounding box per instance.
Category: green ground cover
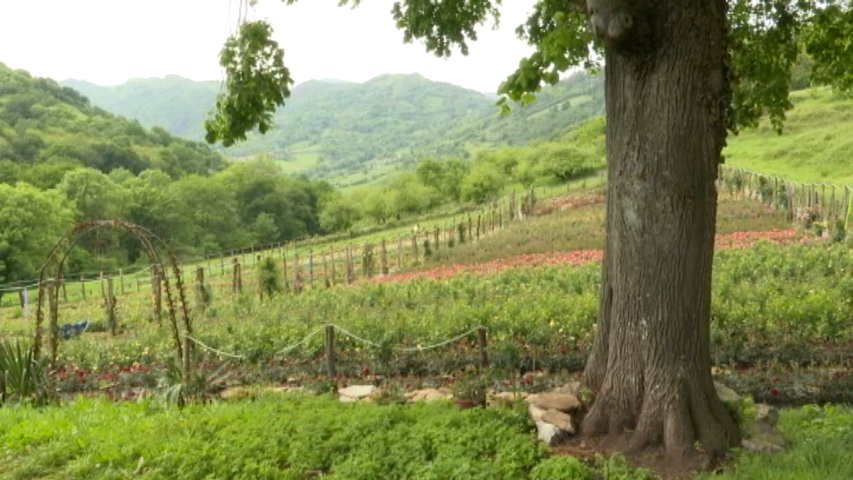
[0,395,849,480]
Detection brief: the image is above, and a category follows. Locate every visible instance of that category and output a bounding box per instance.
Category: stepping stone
[541,409,575,434]
[338,385,379,402]
[527,392,581,412]
[405,388,452,402]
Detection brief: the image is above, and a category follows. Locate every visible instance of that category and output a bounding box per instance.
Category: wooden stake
[325,325,336,378]
[346,246,354,284]
[323,252,330,287]
[478,326,489,370]
[182,335,191,385]
[380,239,388,275]
[329,250,336,287]
[282,254,290,292]
[47,280,59,366]
[106,276,116,335]
[152,266,162,324]
[195,266,207,310]
[434,227,440,252]
[308,246,314,288]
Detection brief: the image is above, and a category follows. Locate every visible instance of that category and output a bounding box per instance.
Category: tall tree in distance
[211,0,852,463]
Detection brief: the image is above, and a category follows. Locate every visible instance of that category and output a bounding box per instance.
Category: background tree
[461,161,505,204]
[0,183,72,300]
[319,194,361,233]
[212,0,851,463]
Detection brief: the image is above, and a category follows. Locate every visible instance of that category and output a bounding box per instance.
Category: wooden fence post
[396,237,403,270]
[380,239,389,275]
[830,185,837,221]
[232,259,242,294]
[195,266,207,310]
[151,266,162,324]
[257,256,265,301]
[323,252,330,287]
[478,326,489,370]
[19,288,28,320]
[346,246,354,284]
[282,254,290,292]
[106,276,117,335]
[308,246,314,289]
[329,250,337,287]
[325,325,336,378]
[47,280,58,366]
[294,250,302,293]
[80,274,87,300]
[434,226,440,252]
[362,244,375,278]
[182,335,191,386]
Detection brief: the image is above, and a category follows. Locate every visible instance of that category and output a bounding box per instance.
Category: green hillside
[1,64,224,185]
[63,75,221,141]
[225,73,496,175]
[62,73,605,186]
[723,87,853,186]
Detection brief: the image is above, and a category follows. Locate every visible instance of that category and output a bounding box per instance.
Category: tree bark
[582,0,740,459]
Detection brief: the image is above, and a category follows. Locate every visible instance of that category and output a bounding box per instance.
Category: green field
[724,88,853,186]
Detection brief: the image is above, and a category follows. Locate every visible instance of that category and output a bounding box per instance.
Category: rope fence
[183,324,490,374]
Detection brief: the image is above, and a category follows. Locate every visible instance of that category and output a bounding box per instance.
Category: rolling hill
[1,63,224,186]
[61,72,605,186]
[723,87,853,186]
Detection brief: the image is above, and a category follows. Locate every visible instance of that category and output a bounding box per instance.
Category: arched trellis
[34,220,192,367]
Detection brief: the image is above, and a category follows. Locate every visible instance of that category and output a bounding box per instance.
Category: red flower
[769,388,780,396]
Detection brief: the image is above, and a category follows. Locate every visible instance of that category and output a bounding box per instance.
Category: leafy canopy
[205,20,293,146]
[208,0,851,144]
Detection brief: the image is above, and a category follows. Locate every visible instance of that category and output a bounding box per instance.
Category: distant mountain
[62,72,605,186]
[0,64,224,185]
[63,75,220,140]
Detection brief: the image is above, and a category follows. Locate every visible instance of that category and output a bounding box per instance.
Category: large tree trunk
[581,0,740,459]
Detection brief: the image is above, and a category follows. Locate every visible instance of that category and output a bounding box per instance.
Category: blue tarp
[59,321,90,340]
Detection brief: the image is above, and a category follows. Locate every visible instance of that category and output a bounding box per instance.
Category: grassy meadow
[724,88,853,186]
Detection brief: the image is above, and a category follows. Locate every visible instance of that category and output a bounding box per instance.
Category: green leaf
[205,21,293,147]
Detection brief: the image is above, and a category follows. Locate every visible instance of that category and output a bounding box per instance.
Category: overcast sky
[0,0,538,93]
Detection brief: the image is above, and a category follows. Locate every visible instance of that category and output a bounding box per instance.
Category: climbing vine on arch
[33,220,193,367]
